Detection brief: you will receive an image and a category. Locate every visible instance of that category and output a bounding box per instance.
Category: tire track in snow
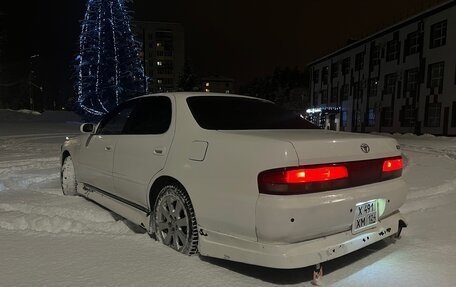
[0,133,74,162]
[402,178,456,214]
[0,157,58,171]
[400,141,456,214]
[0,194,140,235]
[401,144,456,160]
[0,157,60,192]
[0,208,136,235]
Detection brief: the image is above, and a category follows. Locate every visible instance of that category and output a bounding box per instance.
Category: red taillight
[285,166,348,183]
[258,165,348,194]
[382,158,402,172]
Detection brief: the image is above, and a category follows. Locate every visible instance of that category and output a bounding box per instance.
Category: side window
[123,96,172,134]
[97,102,135,135]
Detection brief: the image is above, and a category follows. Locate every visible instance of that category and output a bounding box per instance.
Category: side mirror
[80,123,95,133]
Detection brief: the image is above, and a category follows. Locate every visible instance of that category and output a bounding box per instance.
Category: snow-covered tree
[76,0,146,120]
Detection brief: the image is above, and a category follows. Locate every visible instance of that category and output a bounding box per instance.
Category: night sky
[0,0,445,105]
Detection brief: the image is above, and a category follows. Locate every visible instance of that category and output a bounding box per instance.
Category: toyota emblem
[360,143,370,153]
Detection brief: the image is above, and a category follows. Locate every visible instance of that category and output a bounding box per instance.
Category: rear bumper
[255,178,408,243]
[198,212,406,269]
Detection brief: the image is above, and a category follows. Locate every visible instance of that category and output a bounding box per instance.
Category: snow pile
[16,109,42,116]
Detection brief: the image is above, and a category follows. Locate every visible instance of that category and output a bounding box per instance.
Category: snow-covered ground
[1,110,455,286]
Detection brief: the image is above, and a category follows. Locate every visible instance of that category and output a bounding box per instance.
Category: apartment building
[308,0,456,135]
[133,22,184,93]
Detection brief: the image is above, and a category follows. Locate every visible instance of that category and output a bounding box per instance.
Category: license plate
[352,200,378,233]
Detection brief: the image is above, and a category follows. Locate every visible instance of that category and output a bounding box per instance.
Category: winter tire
[61,156,78,196]
[153,184,198,255]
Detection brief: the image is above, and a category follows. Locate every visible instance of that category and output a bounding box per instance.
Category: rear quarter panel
[157,95,298,241]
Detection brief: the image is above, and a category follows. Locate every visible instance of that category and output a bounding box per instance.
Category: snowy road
[1,118,456,286]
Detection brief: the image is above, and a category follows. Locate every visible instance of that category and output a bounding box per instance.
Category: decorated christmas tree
[76,0,146,120]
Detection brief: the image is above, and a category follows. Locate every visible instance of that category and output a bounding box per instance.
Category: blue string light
[76,0,147,120]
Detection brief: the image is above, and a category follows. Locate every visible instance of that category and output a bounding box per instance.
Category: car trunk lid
[218,129,400,165]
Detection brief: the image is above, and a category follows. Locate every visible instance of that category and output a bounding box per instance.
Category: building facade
[133,22,184,93]
[308,1,456,135]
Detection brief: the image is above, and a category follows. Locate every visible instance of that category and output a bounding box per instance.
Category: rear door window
[123,96,172,134]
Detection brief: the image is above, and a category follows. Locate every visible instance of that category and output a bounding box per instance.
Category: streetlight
[29,54,43,111]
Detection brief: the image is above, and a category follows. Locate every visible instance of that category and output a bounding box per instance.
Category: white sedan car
[61,92,407,269]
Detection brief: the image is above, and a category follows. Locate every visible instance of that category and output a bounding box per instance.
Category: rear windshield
[187,96,318,130]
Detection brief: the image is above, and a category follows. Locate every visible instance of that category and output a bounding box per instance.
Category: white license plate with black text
[352,199,378,233]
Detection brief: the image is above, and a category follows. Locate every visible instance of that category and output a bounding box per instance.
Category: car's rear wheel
[152,184,198,255]
[61,156,78,196]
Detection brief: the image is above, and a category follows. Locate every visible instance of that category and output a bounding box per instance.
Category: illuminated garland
[76,0,147,120]
[306,106,341,114]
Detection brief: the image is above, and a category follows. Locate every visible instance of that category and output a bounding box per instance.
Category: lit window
[157,61,162,66]
[368,109,375,126]
[157,79,162,84]
[341,111,347,127]
[156,42,161,47]
[205,88,210,92]
[205,82,210,87]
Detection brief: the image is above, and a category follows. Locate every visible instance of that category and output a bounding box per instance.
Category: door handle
[153,147,166,156]
[105,145,112,151]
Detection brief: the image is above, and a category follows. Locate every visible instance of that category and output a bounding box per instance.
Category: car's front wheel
[152,184,198,255]
[61,156,78,196]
